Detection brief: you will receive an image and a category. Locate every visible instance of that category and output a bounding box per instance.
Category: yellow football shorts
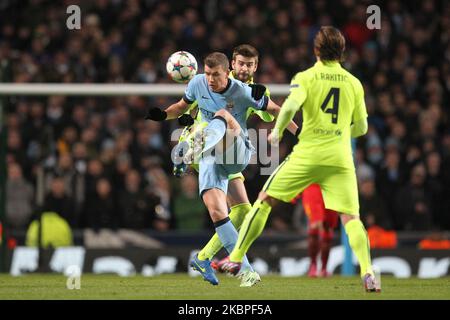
[262,155,359,215]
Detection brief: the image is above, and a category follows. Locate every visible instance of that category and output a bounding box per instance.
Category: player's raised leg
[197,110,252,267]
[202,109,241,155]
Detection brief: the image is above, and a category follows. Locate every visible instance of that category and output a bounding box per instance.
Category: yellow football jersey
[282,60,367,169]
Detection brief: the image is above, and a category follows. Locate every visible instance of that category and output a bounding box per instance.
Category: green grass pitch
[0,274,449,300]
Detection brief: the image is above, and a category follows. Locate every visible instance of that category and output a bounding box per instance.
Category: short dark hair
[204,52,229,71]
[232,44,259,64]
[314,26,346,62]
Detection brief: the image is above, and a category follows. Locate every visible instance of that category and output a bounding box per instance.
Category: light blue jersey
[182,74,268,197]
[183,74,269,138]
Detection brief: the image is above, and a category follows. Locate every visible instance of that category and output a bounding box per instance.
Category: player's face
[205,65,229,92]
[232,55,258,82]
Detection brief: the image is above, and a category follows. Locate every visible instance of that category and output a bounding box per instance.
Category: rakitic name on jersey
[315,73,349,82]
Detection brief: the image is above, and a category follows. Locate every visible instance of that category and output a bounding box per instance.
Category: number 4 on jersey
[320,88,340,124]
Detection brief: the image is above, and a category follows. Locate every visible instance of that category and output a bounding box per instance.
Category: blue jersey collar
[216,78,232,94]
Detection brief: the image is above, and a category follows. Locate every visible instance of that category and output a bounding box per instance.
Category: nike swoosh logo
[193,261,206,272]
[201,95,210,99]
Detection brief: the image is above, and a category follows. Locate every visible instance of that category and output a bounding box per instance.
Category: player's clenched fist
[267,130,280,146]
[144,107,167,121]
[177,114,195,126]
[249,83,266,100]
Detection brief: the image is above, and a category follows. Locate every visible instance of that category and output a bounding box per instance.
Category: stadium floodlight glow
[0,84,291,96]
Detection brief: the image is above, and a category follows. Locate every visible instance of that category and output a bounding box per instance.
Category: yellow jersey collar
[229,70,254,84]
[315,60,341,68]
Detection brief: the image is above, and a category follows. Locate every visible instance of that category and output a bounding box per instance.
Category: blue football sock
[203,116,227,154]
[215,218,254,272]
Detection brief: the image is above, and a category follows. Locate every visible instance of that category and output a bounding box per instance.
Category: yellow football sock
[230,200,272,262]
[344,219,373,277]
[197,203,251,261]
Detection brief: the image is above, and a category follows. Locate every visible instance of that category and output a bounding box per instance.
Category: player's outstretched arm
[271,97,299,143]
[265,99,300,136]
[145,98,190,121]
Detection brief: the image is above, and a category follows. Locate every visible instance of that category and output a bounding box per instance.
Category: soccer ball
[166,51,198,83]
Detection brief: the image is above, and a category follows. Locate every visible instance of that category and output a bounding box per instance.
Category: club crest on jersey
[226,101,234,111]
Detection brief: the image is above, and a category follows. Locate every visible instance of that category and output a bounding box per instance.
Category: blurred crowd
[1,0,449,234]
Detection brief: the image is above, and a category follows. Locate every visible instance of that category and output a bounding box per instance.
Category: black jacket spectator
[394,163,434,231]
[42,177,76,227]
[118,170,161,229]
[84,178,119,230]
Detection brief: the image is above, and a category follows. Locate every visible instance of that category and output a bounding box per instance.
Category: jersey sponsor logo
[199,107,215,120]
[201,95,210,100]
[313,128,335,136]
[312,128,342,136]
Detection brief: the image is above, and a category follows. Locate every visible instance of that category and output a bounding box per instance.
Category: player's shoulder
[229,76,246,87]
[229,77,251,95]
[291,66,316,84]
[289,71,310,93]
[340,66,363,90]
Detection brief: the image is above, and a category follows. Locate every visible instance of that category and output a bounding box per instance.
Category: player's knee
[257,191,277,207]
[310,221,323,231]
[321,230,334,241]
[257,191,269,201]
[214,109,230,119]
[209,208,228,222]
[340,213,358,226]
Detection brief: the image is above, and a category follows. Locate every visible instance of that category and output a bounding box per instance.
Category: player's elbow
[266,100,280,116]
[361,119,368,135]
[358,120,368,136]
[351,118,368,138]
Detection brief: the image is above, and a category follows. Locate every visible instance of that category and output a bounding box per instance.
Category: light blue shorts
[199,133,254,197]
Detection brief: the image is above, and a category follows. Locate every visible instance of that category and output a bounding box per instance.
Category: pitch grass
[0,274,449,300]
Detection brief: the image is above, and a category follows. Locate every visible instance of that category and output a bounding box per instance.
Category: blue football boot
[190,254,219,286]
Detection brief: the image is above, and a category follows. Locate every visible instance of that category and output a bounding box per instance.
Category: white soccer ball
[166,51,198,83]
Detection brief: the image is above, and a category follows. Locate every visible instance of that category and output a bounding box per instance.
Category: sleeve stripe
[182,94,194,104]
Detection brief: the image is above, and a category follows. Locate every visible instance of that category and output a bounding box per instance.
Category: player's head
[231,44,259,82]
[313,26,345,62]
[204,52,230,92]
